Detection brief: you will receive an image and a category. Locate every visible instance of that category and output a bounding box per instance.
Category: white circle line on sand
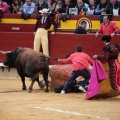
[33,106,110,120]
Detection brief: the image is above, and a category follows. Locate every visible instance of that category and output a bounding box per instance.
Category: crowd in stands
[0,0,120,35]
[0,0,120,16]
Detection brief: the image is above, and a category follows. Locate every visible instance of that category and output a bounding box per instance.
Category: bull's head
[4,52,15,68]
[1,47,21,68]
[0,50,15,68]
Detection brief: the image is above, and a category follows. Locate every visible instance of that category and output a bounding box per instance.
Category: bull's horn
[0,50,12,54]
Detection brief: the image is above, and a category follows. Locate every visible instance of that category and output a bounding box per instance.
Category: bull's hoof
[40,85,44,89]
[22,87,26,90]
[28,89,32,93]
[45,89,49,92]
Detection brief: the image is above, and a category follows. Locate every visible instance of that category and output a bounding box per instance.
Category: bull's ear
[6,52,12,57]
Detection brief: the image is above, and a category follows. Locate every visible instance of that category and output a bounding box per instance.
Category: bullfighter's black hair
[102,35,112,42]
[76,45,82,52]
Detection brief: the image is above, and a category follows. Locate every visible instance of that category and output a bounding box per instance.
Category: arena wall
[0,32,120,65]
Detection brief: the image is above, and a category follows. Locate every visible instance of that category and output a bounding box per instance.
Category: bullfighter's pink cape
[86,60,108,99]
[115,59,120,93]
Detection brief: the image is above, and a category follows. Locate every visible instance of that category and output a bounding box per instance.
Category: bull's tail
[44,55,59,61]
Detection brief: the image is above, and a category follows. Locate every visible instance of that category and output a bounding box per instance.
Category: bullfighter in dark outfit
[93,35,120,93]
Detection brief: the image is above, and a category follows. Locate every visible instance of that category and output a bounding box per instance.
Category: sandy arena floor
[0,76,120,120]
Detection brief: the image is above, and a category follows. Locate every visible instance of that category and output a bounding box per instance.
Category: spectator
[95,0,101,4]
[58,45,93,94]
[44,0,57,3]
[95,15,119,38]
[86,0,98,15]
[71,0,77,5]
[84,0,90,4]
[54,0,63,26]
[95,0,109,23]
[75,0,88,15]
[33,8,57,56]
[12,0,23,13]
[59,0,75,14]
[47,0,56,13]
[3,0,13,12]
[54,0,63,13]
[34,0,48,16]
[106,0,120,16]
[0,0,10,13]
[95,0,108,15]
[74,20,87,34]
[23,0,35,14]
[93,35,120,93]
[35,0,48,13]
[32,0,39,4]
[22,0,26,3]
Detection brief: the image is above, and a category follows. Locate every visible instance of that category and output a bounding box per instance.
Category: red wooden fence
[0,32,120,64]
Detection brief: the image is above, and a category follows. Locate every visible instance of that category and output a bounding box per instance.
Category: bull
[0,47,53,92]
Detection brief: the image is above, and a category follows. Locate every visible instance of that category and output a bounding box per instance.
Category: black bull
[2,47,58,92]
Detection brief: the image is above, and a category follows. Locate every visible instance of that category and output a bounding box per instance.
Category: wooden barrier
[0,63,52,78]
[0,63,19,77]
[0,32,120,65]
[0,14,120,33]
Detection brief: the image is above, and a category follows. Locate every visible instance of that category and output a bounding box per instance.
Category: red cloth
[98,21,119,34]
[86,60,108,99]
[60,52,93,71]
[49,64,73,90]
[50,64,72,80]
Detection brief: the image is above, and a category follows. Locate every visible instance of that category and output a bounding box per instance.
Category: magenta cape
[115,60,120,93]
[86,60,108,99]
